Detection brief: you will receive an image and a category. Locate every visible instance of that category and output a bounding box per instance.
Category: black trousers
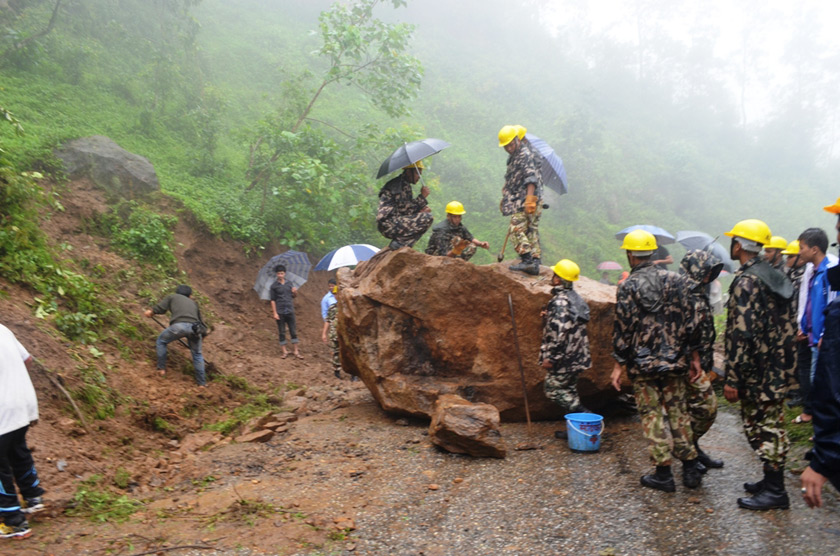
[275,312,298,346]
[0,425,44,524]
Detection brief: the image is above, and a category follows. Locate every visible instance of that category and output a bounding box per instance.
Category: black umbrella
[376,138,451,178]
[675,231,735,272]
[253,251,312,300]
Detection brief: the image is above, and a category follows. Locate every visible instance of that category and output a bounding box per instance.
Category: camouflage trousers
[739,398,788,470]
[509,206,541,259]
[378,213,433,247]
[687,371,718,440]
[632,373,698,465]
[544,366,584,412]
[327,318,340,373]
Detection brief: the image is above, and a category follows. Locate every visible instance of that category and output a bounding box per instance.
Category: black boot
[525,257,541,276]
[743,479,764,494]
[509,253,533,273]
[737,466,790,510]
[641,465,675,492]
[696,442,724,469]
[682,459,703,489]
[696,460,708,474]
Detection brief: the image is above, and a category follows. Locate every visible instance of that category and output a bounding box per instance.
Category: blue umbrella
[525,133,567,195]
[253,251,311,300]
[615,225,676,245]
[676,231,735,272]
[314,244,380,271]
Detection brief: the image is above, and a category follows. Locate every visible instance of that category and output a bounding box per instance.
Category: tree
[247,0,422,193]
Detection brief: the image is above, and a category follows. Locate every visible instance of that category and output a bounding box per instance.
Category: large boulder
[336,248,617,421]
[54,135,160,199]
[429,394,506,458]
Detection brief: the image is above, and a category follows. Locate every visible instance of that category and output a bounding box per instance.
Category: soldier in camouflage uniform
[764,236,788,270]
[539,260,591,426]
[425,201,489,261]
[498,125,543,275]
[679,250,726,472]
[611,230,703,492]
[377,161,433,249]
[782,240,810,408]
[723,219,796,511]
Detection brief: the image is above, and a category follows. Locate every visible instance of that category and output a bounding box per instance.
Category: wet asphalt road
[291,403,839,556]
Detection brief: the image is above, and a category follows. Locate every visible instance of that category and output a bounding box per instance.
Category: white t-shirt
[0,323,38,436]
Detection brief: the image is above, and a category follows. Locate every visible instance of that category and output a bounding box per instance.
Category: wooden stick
[34,359,91,434]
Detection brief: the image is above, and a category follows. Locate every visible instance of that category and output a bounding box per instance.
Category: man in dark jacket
[801,201,840,508]
[145,285,206,387]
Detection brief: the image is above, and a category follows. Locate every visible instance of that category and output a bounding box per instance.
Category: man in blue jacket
[798,228,835,388]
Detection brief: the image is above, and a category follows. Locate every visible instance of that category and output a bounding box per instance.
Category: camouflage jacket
[376,174,428,225]
[424,220,474,257]
[679,250,719,371]
[725,256,796,402]
[500,141,541,216]
[539,286,592,373]
[613,261,699,378]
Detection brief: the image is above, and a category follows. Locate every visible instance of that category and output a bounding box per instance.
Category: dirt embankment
[3,178,370,554]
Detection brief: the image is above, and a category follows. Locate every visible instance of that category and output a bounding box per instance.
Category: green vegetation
[96,201,178,267]
[204,393,277,436]
[66,475,141,523]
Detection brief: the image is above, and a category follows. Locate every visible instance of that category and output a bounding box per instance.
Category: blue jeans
[156,322,206,385]
[810,346,819,383]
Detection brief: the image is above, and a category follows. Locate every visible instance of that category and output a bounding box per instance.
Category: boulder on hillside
[54,135,159,199]
[336,248,618,422]
[429,394,506,458]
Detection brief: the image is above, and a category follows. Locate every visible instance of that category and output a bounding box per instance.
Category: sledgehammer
[507,293,540,450]
[497,229,511,263]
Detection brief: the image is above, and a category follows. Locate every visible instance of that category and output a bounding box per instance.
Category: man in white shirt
[0,323,45,540]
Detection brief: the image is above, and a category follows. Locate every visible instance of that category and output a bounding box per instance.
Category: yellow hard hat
[824,197,840,214]
[498,125,518,147]
[402,160,424,170]
[551,259,580,282]
[514,125,527,140]
[765,236,788,250]
[620,229,658,252]
[781,240,800,255]
[724,219,772,245]
[445,201,466,215]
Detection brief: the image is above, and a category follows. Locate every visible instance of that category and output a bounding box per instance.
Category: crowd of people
[3,127,838,542]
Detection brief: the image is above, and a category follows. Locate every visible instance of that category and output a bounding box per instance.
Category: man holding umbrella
[376,161,433,250]
[498,125,543,275]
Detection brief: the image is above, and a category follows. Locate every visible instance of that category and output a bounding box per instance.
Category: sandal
[792,414,812,424]
[280,353,288,359]
[295,353,304,360]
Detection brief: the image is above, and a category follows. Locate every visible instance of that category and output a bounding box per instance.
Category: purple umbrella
[596,261,623,271]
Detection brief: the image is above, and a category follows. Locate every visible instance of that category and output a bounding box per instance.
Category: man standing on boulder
[611,229,703,492]
[539,259,591,425]
[425,201,489,261]
[723,219,796,511]
[376,161,433,250]
[498,125,542,275]
[145,285,207,387]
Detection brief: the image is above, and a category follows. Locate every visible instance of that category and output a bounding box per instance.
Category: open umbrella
[676,231,735,272]
[615,225,676,245]
[314,244,380,271]
[253,251,311,300]
[596,261,623,271]
[524,133,568,195]
[376,138,451,178]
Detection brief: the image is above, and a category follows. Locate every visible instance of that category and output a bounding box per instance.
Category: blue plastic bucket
[565,413,604,452]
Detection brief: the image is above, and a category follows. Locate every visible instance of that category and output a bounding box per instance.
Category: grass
[66,475,141,523]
